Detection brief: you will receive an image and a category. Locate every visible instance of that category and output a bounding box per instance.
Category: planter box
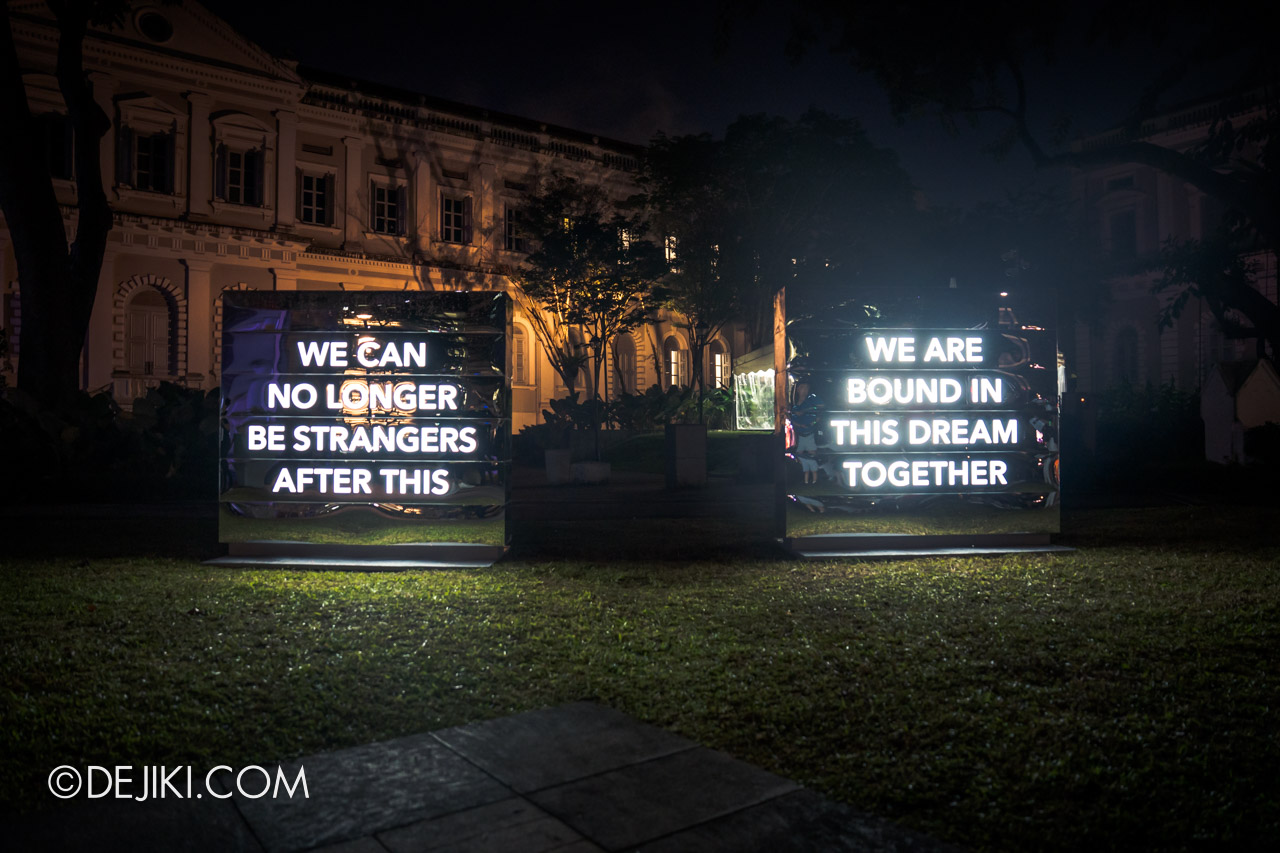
[571,461,611,484]
[545,449,573,485]
[665,423,707,488]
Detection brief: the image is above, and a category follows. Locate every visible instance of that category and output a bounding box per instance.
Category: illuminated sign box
[218,291,509,562]
[786,295,1060,549]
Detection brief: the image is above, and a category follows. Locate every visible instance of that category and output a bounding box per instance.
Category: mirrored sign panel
[785,289,1060,540]
[219,291,509,550]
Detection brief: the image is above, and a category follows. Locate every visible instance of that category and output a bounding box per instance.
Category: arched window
[708,340,730,389]
[511,325,529,385]
[1113,327,1140,385]
[614,333,637,395]
[663,334,688,389]
[125,288,172,377]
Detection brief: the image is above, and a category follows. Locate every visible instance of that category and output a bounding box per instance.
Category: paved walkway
[13,702,956,852]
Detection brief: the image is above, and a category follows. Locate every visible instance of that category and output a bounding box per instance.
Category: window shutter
[396,184,407,235]
[245,150,262,206]
[162,132,175,194]
[370,180,377,230]
[214,143,227,200]
[438,191,446,241]
[116,125,133,186]
[462,196,473,244]
[513,330,526,384]
[324,173,336,226]
[295,168,303,220]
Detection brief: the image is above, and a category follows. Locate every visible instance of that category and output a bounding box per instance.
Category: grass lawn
[1,505,1277,851]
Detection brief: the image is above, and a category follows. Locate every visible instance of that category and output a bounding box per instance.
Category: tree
[509,173,662,437]
[641,111,920,346]
[641,133,742,422]
[1,1,126,408]
[772,0,1280,356]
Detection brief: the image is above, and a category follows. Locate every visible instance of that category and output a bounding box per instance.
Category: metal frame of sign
[783,287,1067,558]
[213,290,510,568]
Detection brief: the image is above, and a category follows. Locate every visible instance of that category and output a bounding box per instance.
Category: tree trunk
[0,5,112,409]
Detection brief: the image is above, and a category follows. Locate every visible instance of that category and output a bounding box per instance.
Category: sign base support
[786,533,1074,561]
[207,542,505,570]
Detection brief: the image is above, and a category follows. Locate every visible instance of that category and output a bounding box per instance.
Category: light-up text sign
[218,292,508,535]
[825,330,1048,494]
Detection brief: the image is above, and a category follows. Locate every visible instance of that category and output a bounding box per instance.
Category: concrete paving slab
[378,797,599,853]
[8,702,958,853]
[227,733,510,853]
[432,701,696,793]
[528,746,799,851]
[9,795,263,853]
[305,837,391,853]
[635,789,961,853]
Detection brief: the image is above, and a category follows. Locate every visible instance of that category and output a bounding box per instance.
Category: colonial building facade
[1,1,741,431]
[1069,88,1278,395]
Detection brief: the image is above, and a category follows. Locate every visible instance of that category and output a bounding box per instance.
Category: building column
[183,258,214,387]
[412,146,432,253]
[274,110,297,230]
[273,268,298,291]
[186,91,213,218]
[342,136,363,247]
[477,161,496,255]
[89,72,117,197]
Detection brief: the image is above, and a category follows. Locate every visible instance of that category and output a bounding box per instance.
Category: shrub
[1244,422,1280,465]
[0,382,219,503]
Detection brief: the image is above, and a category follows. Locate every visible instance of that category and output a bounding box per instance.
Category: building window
[663,335,688,389]
[512,325,528,384]
[1105,175,1135,192]
[504,205,524,252]
[709,340,729,389]
[215,144,264,205]
[38,113,74,180]
[372,183,407,235]
[442,194,472,244]
[119,127,174,193]
[297,171,335,226]
[125,288,171,377]
[1109,208,1137,259]
[614,333,637,395]
[664,235,680,273]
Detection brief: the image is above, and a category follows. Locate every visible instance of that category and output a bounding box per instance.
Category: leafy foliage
[510,173,663,406]
[0,382,219,502]
[770,0,1280,354]
[532,386,734,433]
[641,111,919,328]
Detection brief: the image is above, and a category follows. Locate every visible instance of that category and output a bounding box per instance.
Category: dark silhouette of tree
[0,1,127,408]
[641,111,920,353]
[640,133,741,422]
[509,172,662,436]
[768,0,1280,356]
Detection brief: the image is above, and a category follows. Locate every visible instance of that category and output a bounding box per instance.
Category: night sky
[202,0,1236,208]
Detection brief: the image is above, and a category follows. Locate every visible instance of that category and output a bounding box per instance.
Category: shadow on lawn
[1061,504,1280,551]
[6,504,1276,564]
[2,511,222,561]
